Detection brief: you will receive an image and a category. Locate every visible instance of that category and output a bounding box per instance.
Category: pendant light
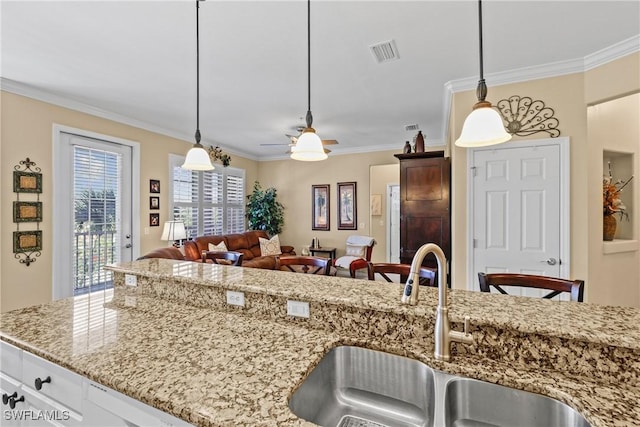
[291,0,327,162]
[182,0,214,171]
[455,0,511,148]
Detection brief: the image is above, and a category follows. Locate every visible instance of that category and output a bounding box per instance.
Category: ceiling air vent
[369,40,399,63]
[404,124,420,132]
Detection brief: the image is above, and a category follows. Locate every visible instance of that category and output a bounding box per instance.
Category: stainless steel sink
[289,346,591,427]
[444,377,591,427]
[288,346,436,427]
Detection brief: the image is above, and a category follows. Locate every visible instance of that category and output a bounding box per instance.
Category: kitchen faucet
[401,243,474,361]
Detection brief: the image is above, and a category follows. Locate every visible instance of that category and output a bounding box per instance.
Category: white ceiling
[2,1,639,161]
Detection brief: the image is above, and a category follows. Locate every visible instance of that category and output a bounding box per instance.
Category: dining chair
[202,251,244,266]
[367,262,437,287]
[276,256,333,275]
[478,273,585,302]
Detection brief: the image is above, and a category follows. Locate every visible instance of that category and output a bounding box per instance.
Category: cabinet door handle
[9,395,24,409]
[35,375,51,390]
[2,392,17,405]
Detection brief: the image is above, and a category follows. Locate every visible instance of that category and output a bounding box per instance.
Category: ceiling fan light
[182,144,214,170]
[455,103,512,148]
[291,128,327,161]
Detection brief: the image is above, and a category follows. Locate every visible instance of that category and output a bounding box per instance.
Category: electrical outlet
[144,227,150,235]
[124,296,137,307]
[226,290,245,307]
[124,274,137,287]
[287,300,310,318]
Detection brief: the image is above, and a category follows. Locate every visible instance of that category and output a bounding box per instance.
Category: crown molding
[584,34,640,71]
[446,35,640,94]
[442,35,640,144]
[0,77,258,161]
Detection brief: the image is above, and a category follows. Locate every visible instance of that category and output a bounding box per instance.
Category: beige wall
[587,93,639,307]
[255,150,399,259]
[0,92,258,312]
[369,164,400,263]
[584,53,640,307]
[450,52,640,307]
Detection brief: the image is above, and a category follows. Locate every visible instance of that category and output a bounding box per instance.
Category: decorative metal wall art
[13,158,42,266]
[208,145,231,167]
[496,95,560,138]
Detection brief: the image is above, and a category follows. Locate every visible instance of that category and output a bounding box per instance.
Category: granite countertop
[106,259,640,349]
[1,259,639,426]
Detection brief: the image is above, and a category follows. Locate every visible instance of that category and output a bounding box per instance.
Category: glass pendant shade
[182,144,214,170]
[455,103,512,148]
[291,128,327,161]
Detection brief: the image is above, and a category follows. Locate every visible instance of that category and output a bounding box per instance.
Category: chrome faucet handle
[463,316,471,334]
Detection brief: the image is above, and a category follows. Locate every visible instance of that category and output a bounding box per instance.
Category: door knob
[125,243,132,248]
[125,234,131,239]
[541,258,557,265]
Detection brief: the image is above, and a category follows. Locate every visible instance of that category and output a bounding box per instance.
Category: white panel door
[472,142,563,298]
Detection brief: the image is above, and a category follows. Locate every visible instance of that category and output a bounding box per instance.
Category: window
[169,154,245,239]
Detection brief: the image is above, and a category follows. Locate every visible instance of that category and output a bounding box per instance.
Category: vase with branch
[603,163,633,241]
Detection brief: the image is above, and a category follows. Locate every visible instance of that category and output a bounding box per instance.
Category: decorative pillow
[259,235,282,256]
[208,241,228,252]
[345,244,366,258]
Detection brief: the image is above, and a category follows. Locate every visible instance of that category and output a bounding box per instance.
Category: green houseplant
[246,181,284,236]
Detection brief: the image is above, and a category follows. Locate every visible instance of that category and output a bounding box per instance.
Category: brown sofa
[183,230,295,269]
[137,246,185,260]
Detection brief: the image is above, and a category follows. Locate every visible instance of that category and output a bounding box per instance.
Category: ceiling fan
[260,127,338,152]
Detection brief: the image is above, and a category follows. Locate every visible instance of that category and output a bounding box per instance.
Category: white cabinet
[1,341,23,426]
[1,341,192,426]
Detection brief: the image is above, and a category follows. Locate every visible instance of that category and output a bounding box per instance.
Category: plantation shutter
[169,155,245,238]
[73,146,121,291]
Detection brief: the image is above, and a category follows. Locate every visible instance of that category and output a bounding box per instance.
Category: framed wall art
[370,194,382,216]
[13,201,43,223]
[312,184,330,231]
[337,182,357,230]
[13,230,42,253]
[150,196,160,210]
[150,213,160,227]
[150,179,160,193]
[13,171,42,193]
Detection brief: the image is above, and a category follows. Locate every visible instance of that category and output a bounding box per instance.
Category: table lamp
[161,221,187,247]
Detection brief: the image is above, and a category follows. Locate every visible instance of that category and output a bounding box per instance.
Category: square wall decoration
[13,201,43,223]
[13,230,42,253]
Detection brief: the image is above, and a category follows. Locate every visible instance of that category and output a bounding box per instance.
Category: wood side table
[309,247,336,260]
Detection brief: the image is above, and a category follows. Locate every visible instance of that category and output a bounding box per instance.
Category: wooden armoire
[394,151,451,274]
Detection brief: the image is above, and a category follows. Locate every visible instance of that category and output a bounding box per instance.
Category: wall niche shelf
[603,239,638,254]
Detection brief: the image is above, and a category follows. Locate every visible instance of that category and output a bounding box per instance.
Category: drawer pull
[35,375,52,390]
[9,395,24,409]
[2,392,17,405]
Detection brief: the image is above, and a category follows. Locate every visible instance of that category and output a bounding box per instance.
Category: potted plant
[246,181,284,236]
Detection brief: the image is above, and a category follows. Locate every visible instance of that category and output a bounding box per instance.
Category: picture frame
[13,171,42,193]
[13,201,43,223]
[150,213,160,227]
[13,230,42,253]
[312,184,330,231]
[370,194,382,216]
[150,196,160,210]
[150,179,160,193]
[337,182,357,230]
